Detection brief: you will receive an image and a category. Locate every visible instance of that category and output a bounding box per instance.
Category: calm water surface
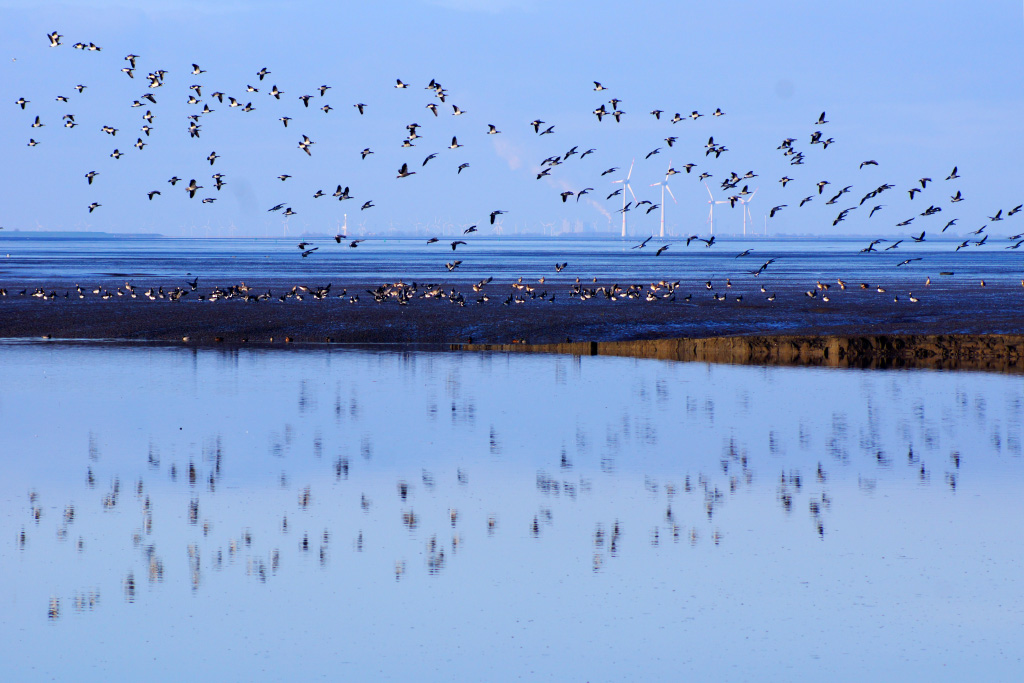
[3,344,1023,680]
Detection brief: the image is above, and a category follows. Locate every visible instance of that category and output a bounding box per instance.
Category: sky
[1,0,1022,238]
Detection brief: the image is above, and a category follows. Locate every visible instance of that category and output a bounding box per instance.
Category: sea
[1,233,1021,284]
[2,234,1023,680]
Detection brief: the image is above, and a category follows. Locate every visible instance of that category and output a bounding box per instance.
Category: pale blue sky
[2,1,1022,237]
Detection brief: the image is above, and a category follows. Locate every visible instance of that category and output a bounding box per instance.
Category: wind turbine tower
[612,159,637,238]
[738,189,758,236]
[650,164,677,238]
[704,182,730,235]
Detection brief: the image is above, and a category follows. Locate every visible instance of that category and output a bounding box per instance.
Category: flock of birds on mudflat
[7,31,1024,314]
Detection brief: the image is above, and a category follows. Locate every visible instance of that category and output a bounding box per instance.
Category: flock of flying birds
[10,30,1024,283]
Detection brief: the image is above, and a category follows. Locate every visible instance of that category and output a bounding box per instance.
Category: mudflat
[1,274,1022,346]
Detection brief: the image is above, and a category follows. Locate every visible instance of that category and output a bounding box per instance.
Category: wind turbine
[612,159,637,238]
[704,182,730,235]
[650,163,677,238]
[738,189,758,236]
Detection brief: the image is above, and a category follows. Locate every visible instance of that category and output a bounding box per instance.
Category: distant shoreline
[457,334,1024,373]
[6,330,1021,374]
[0,231,1007,242]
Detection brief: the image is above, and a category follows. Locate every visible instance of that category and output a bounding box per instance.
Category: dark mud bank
[456,334,1024,373]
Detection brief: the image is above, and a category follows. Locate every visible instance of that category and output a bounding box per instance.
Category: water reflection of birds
[16,345,1006,626]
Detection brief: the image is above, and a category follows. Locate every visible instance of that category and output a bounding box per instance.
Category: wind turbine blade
[627,183,638,203]
[704,182,714,201]
[626,158,635,181]
[748,187,758,202]
[665,185,677,203]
